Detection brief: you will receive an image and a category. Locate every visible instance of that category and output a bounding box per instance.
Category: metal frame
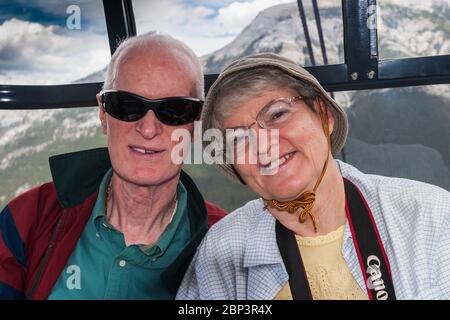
[0,0,136,110]
[297,0,316,66]
[103,0,136,54]
[342,0,378,82]
[0,83,103,110]
[1,0,449,110]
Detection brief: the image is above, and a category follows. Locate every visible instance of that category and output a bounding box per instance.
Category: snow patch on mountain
[0,141,52,170]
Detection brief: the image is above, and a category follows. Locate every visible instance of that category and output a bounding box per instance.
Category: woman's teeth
[261,151,295,174]
[278,151,294,165]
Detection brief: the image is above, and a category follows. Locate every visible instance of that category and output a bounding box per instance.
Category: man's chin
[114,166,181,187]
[124,176,174,187]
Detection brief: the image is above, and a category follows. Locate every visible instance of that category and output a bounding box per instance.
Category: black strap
[275,178,396,300]
[275,220,312,300]
[344,178,396,300]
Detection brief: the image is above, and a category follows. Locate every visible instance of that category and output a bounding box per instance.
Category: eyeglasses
[225,96,305,152]
[252,96,304,130]
[99,90,203,126]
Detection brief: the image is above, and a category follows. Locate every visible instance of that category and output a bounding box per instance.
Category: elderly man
[0,32,226,300]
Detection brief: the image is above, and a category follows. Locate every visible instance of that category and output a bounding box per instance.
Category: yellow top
[274,225,368,300]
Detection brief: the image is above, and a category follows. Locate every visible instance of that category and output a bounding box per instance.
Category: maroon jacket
[0,148,226,299]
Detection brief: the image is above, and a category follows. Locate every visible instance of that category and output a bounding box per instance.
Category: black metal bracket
[103,0,136,55]
[296,0,316,66]
[0,83,103,110]
[342,0,378,82]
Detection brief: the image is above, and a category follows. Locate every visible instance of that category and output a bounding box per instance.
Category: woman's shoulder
[338,159,450,204]
[196,198,269,256]
[339,160,450,228]
[365,170,450,211]
[206,198,266,238]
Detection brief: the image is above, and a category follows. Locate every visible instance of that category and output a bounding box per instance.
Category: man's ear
[97,93,107,135]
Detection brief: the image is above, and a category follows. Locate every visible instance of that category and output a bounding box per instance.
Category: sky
[0,0,295,85]
[1,0,442,85]
[133,0,295,56]
[0,0,110,85]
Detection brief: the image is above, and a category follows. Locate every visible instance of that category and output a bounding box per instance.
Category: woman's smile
[260,150,297,175]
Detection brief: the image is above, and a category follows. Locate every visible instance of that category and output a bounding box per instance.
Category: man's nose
[135,110,163,139]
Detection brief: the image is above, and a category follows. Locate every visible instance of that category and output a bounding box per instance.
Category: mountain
[72,68,107,84]
[1,0,449,209]
[202,2,343,74]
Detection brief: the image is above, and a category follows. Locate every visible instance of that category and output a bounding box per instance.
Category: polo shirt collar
[91,168,112,227]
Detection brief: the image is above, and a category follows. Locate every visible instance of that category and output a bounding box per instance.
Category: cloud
[133,0,230,55]
[183,0,237,8]
[2,0,107,32]
[0,0,338,83]
[215,0,293,34]
[0,18,110,85]
[133,0,295,56]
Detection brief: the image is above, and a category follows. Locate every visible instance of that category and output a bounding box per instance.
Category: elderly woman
[177,53,450,300]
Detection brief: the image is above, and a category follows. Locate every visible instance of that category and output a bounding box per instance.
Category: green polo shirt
[48,169,190,300]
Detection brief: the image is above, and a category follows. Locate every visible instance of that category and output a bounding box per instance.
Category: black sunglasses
[100,90,203,126]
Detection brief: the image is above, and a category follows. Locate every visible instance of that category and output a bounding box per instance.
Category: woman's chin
[263,186,306,201]
[261,178,308,200]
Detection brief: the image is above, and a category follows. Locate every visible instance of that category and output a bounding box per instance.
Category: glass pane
[182,164,256,212]
[133,0,344,74]
[0,107,106,208]
[377,0,450,59]
[334,84,450,192]
[0,0,110,85]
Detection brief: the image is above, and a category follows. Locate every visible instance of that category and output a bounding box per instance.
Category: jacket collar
[48,147,205,212]
[49,147,111,209]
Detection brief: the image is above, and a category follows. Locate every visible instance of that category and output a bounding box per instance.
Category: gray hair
[103,32,204,99]
[211,66,319,129]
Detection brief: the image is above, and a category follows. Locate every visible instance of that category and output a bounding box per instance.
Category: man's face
[98,49,197,186]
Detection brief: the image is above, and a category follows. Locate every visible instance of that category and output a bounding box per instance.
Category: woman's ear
[318,98,334,134]
[97,93,107,135]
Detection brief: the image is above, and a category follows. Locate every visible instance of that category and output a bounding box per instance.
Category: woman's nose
[257,128,280,164]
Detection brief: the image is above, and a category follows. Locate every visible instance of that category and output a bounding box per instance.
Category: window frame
[0,0,449,110]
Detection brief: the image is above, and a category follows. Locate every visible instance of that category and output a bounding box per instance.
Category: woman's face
[221,88,334,201]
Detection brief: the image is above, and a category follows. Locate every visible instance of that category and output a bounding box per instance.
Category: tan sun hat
[201,53,348,184]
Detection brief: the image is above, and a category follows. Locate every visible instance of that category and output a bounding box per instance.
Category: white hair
[103,31,204,99]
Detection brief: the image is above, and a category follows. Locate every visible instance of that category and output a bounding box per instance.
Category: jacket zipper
[26,213,64,299]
